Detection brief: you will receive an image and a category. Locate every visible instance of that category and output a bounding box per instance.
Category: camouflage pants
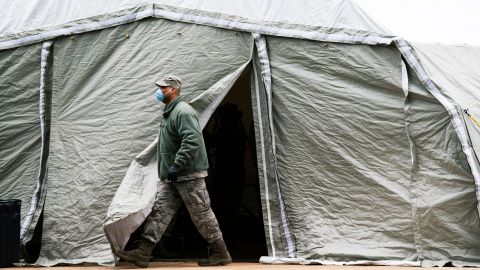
[142,178,223,244]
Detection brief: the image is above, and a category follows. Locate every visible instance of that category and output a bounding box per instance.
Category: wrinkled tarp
[404,63,479,267]
[259,36,480,266]
[0,43,44,242]
[36,18,253,266]
[411,43,480,167]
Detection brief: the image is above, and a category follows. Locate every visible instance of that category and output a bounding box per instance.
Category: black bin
[0,199,21,267]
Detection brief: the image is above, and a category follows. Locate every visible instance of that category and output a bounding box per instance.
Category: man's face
[160,86,176,103]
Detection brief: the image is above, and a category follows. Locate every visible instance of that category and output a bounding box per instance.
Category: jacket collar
[162,97,182,118]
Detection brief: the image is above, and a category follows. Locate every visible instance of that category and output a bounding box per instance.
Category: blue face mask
[155,88,164,102]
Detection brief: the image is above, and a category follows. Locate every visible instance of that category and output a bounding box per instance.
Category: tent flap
[103,54,253,261]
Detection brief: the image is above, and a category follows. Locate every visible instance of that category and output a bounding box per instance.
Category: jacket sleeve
[174,110,202,168]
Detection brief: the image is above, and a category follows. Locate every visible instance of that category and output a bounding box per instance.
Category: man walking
[116,75,231,267]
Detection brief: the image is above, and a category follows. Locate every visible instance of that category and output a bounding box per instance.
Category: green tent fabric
[35,18,252,265]
[405,65,479,267]
[267,38,415,260]
[0,43,47,246]
[1,1,480,267]
[253,36,480,265]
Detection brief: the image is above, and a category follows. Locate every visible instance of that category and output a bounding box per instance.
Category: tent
[1,0,479,267]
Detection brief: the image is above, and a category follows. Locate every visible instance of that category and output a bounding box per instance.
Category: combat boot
[198,238,232,266]
[116,238,156,268]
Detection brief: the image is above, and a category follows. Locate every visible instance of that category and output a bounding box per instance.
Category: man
[116,75,232,267]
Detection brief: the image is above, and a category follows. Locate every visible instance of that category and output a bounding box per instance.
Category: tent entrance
[126,64,267,261]
[203,64,267,261]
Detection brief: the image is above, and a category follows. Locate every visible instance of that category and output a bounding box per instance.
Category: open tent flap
[103,56,253,261]
[35,17,253,266]
[103,138,158,260]
[254,35,480,266]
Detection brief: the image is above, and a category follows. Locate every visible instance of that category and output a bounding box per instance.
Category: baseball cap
[155,75,182,89]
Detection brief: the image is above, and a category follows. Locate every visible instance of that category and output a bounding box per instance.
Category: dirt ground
[4,262,479,270]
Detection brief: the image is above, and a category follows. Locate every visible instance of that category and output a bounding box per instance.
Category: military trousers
[142,177,223,244]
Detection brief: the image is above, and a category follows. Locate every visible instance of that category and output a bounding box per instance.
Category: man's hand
[168,164,179,182]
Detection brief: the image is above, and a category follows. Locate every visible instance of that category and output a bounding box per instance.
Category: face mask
[155,88,164,102]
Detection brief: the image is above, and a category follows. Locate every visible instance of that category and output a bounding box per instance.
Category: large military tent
[1,0,480,267]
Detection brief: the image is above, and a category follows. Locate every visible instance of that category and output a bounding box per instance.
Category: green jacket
[157,97,208,180]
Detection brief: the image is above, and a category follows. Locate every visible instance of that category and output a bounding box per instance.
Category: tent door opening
[125,64,267,262]
[203,64,267,261]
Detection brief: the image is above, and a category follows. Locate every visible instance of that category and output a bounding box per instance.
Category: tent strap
[21,41,53,242]
[253,33,296,258]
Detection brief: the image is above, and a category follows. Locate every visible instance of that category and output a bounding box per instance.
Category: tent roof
[3,0,480,46]
[357,0,480,46]
[0,0,390,39]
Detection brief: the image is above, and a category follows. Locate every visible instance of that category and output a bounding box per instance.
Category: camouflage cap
[155,75,182,89]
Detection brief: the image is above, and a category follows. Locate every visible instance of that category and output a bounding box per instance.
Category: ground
[5,262,479,270]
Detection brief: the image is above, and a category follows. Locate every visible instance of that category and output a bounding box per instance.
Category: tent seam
[395,38,480,218]
[400,59,423,261]
[20,40,53,241]
[253,33,296,258]
[252,56,276,257]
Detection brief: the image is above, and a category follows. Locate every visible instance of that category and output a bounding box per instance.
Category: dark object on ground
[0,199,21,267]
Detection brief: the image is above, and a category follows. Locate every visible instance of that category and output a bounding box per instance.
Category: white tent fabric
[0,0,389,37]
[4,0,480,46]
[356,0,480,46]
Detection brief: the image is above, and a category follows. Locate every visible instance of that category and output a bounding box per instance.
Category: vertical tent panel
[0,44,43,235]
[251,52,292,258]
[37,18,252,265]
[405,65,480,266]
[265,36,417,261]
